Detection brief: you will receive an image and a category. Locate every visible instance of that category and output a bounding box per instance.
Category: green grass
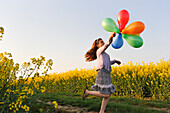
[28,92,169,113]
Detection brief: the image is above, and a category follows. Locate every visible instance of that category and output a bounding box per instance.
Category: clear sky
[0,0,170,73]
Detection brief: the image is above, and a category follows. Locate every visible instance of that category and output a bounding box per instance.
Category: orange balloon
[122,21,145,35]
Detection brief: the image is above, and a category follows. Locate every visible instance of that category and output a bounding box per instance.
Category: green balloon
[122,34,143,48]
[102,18,120,33]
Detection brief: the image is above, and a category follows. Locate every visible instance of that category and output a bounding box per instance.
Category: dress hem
[91,84,116,95]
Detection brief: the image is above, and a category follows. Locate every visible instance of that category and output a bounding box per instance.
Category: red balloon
[117,9,130,32]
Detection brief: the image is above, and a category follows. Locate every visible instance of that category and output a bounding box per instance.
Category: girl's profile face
[97,39,105,48]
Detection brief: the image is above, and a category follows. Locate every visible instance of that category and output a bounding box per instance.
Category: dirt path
[35,98,169,113]
[110,100,169,113]
[148,107,170,113]
[36,99,98,113]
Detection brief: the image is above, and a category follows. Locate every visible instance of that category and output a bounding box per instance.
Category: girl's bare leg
[86,90,111,98]
[85,89,111,113]
[99,97,110,113]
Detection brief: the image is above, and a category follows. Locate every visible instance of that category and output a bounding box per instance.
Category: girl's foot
[82,89,88,100]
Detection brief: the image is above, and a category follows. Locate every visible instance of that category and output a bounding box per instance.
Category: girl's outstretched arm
[97,33,116,54]
[111,60,121,65]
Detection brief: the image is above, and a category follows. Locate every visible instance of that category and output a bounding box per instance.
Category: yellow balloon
[136,34,140,36]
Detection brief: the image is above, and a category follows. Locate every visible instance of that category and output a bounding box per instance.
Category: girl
[83,33,121,113]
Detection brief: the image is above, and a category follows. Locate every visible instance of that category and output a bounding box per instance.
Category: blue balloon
[111,33,123,49]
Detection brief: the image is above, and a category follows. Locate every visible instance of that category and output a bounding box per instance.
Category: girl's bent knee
[108,94,111,97]
[105,94,111,98]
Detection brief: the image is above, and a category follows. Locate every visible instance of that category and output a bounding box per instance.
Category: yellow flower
[52,101,58,108]
[0,102,4,104]
[25,106,29,111]
[40,86,46,93]
[146,82,149,86]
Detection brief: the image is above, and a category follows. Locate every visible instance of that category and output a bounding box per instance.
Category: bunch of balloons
[0,27,4,40]
[102,9,145,49]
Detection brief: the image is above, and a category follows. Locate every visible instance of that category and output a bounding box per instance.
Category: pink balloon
[117,9,130,32]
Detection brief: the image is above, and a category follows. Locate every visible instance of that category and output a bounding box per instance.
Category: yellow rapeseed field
[0,52,169,112]
[0,52,53,113]
[41,58,170,100]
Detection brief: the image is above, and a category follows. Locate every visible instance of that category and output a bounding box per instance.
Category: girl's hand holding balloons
[109,32,116,43]
[110,32,116,39]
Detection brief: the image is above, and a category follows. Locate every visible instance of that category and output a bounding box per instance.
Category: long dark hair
[85,38,102,62]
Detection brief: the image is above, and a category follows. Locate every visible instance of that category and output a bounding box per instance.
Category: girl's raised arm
[97,33,116,54]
